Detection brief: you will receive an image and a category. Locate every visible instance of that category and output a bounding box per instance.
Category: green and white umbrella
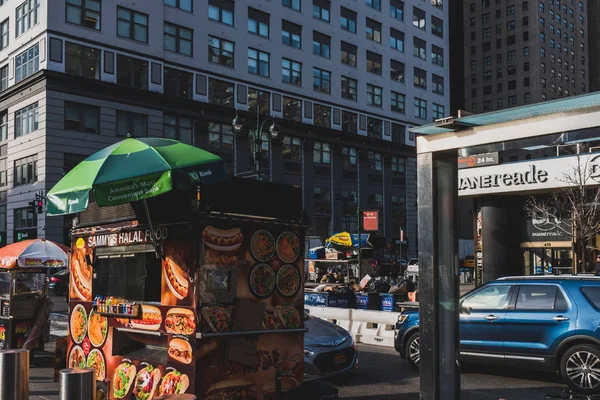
[47,137,227,216]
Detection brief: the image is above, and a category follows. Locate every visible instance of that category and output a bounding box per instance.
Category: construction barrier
[306,306,400,348]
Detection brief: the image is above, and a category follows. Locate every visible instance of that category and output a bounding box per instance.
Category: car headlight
[304,349,314,357]
[398,315,409,325]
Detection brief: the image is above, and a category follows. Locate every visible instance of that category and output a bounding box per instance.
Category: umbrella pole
[143,199,162,259]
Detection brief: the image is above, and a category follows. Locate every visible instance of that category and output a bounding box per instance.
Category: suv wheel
[406,333,420,370]
[560,344,600,394]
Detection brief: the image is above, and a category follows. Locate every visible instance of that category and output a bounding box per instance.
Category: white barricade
[305,306,400,348]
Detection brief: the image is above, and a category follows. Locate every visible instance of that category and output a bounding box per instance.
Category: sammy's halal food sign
[458,154,600,196]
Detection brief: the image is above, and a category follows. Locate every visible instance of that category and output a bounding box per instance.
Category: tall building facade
[464,0,588,113]
[0,0,449,257]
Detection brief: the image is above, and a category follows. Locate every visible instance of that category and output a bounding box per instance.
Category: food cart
[64,178,307,399]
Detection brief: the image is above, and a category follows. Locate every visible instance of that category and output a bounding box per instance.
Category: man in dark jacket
[595,255,600,276]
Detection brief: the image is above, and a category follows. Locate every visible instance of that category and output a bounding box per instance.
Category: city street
[29,295,570,400]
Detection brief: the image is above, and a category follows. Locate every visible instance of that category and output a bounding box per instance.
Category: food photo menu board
[196,222,305,399]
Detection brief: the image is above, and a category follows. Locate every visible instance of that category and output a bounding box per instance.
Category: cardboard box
[325,252,345,260]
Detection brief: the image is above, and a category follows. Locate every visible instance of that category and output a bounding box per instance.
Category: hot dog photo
[130,305,162,331]
[202,226,244,252]
[70,248,92,301]
[168,338,193,364]
[165,308,197,335]
[161,242,194,305]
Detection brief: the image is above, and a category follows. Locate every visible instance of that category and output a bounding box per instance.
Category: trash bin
[155,395,197,400]
[59,368,96,400]
[0,349,29,400]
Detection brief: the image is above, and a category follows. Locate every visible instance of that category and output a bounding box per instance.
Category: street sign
[362,210,379,231]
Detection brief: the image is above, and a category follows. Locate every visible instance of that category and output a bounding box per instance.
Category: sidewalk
[29,336,60,400]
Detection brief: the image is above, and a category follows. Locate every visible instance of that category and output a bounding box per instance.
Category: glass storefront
[522,248,572,275]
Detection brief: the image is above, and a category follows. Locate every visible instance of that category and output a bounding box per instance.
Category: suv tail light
[49,277,60,283]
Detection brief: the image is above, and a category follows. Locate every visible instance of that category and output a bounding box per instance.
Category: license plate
[333,354,346,364]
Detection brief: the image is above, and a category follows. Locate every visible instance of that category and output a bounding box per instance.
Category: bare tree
[524,154,600,274]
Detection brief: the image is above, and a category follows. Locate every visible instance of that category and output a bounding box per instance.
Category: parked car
[47,268,69,295]
[304,311,358,380]
[394,276,600,394]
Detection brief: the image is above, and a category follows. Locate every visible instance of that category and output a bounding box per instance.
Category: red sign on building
[362,210,379,231]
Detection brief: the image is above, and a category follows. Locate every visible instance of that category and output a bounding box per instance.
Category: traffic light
[27,201,35,214]
[36,199,43,214]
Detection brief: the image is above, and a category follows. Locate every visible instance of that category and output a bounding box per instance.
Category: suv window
[462,285,511,310]
[515,285,567,310]
[581,286,600,310]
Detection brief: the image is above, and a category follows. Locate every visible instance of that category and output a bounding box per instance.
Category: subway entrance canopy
[410,92,600,400]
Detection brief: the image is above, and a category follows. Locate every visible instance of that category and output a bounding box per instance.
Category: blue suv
[395,276,600,394]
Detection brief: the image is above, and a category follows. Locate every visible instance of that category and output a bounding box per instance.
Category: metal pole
[0,349,29,400]
[357,206,361,276]
[59,368,95,400]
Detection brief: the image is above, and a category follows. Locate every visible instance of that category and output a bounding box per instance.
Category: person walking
[594,255,600,276]
[22,295,54,359]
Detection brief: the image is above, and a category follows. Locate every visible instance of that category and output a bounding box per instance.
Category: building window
[16,0,39,36]
[208,78,234,108]
[0,112,6,142]
[432,74,444,95]
[314,104,331,128]
[391,156,405,174]
[414,98,427,119]
[14,103,38,138]
[65,42,100,80]
[365,51,382,76]
[366,18,382,43]
[14,207,36,232]
[313,0,330,22]
[164,0,192,12]
[342,111,357,134]
[207,122,233,151]
[0,160,6,189]
[341,76,357,101]
[508,95,517,105]
[164,67,193,99]
[367,117,382,139]
[508,50,516,61]
[368,193,383,206]
[524,92,531,103]
[313,187,331,204]
[248,88,270,116]
[283,96,301,122]
[342,147,357,168]
[430,46,444,68]
[282,136,301,161]
[391,123,405,144]
[366,0,381,11]
[66,0,100,30]
[390,28,404,52]
[164,22,192,56]
[64,102,99,134]
[431,16,443,38]
[390,0,404,21]
[391,91,405,114]
[248,7,269,37]
[508,65,516,75]
[15,43,39,83]
[368,151,382,171]
[483,27,491,38]
[116,54,148,90]
[14,155,37,187]
[248,48,269,77]
[163,114,192,144]
[313,31,330,58]
[341,41,357,67]
[208,0,234,25]
[414,67,427,89]
[282,58,301,85]
[117,6,148,43]
[391,60,405,83]
[313,142,331,164]
[367,84,382,107]
[282,20,301,48]
[116,111,147,137]
[283,0,301,11]
[413,6,425,30]
[432,103,444,120]
[414,37,426,59]
[340,7,357,33]
[0,19,7,50]
[208,36,234,67]
[313,67,331,93]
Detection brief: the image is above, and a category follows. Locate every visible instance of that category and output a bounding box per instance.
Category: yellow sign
[75,238,85,249]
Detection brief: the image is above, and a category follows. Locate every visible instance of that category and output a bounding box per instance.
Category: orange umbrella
[0,239,70,269]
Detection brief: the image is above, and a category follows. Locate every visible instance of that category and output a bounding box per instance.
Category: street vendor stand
[0,240,68,350]
[47,138,308,399]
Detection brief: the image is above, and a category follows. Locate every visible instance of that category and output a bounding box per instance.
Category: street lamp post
[232,107,279,180]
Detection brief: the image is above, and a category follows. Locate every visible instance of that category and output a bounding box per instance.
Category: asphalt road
[331,344,569,400]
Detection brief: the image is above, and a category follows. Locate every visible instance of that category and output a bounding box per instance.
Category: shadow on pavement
[338,387,574,400]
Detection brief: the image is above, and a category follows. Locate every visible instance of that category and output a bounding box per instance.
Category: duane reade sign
[458,153,600,196]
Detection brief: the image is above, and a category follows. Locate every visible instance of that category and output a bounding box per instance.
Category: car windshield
[408,259,418,265]
[54,269,69,276]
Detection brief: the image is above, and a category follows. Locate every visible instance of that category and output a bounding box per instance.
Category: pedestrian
[595,255,600,276]
[22,294,54,358]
